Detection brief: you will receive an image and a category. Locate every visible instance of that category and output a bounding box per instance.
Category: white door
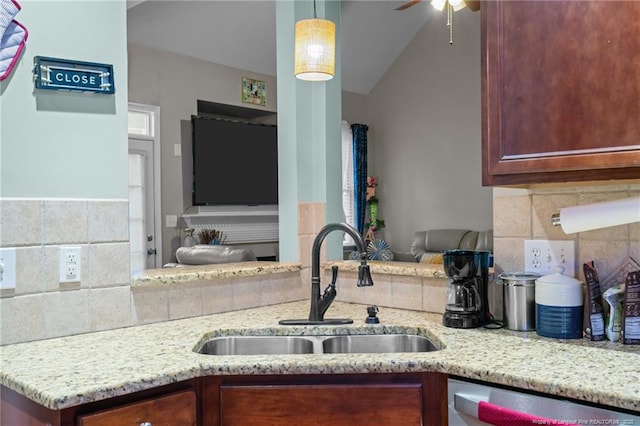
[129,139,156,272]
[128,104,161,273]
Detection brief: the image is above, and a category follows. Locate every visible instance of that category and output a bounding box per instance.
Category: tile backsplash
[0,199,132,344]
[2,182,637,344]
[0,198,307,345]
[491,180,640,319]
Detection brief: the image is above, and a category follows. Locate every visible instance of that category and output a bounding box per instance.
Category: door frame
[128,102,162,269]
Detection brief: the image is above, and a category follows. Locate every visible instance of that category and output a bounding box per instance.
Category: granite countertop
[131,261,302,287]
[1,301,639,413]
[325,260,449,278]
[130,260,447,289]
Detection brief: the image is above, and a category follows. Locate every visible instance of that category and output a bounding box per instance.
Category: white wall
[366,10,493,251]
[342,91,368,125]
[128,44,364,264]
[127,45,278,263]
[1,0,128,199]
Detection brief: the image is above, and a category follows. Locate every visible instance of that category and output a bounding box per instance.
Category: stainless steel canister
[496,272,540,331]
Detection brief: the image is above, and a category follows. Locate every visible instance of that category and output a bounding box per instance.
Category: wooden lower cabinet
[0,382,200,426]
[221,384,421,425]
[1,373,447,426]
[77,389,196,426]
[204,372,448,426]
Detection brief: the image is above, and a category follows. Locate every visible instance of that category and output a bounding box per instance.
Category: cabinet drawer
[77,389,196,426]
[220,384,422,425]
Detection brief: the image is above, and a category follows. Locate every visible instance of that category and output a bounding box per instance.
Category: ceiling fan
[395,0,480,12]
[395,0,480,44]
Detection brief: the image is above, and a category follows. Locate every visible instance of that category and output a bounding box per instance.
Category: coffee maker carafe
[442,250,489,329]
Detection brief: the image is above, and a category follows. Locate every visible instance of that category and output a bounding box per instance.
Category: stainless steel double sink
[195,333,439,356]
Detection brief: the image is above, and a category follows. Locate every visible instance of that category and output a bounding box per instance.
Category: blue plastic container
[535,267,584,339]
[536,304,583,339]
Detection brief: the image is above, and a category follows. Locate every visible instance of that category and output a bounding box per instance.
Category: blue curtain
[351,123,368,236]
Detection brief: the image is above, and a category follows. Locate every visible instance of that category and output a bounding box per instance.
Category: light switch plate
[0,248,17,290]
[524,240,576,277]
[165,214,178,228]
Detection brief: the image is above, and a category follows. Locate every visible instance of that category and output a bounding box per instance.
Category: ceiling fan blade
[395,0,422,11]
[465,0,481,11]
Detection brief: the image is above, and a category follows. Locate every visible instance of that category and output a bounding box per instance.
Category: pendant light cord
[447,2,453,45]
[313,0,318,19]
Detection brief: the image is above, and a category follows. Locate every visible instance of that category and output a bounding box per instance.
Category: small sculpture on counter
[183,228,197,247]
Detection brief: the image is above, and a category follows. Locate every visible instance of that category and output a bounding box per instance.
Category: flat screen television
[191,116,278,206]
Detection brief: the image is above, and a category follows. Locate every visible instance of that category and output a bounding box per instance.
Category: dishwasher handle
[454,393,576,425]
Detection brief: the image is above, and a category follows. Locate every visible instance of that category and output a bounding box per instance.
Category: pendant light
[294,0,336,81]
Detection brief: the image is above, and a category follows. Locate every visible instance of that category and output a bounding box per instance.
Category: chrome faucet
[308,222,374,322]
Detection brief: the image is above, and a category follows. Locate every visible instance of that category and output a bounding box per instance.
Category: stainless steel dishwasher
[448,377,640,425]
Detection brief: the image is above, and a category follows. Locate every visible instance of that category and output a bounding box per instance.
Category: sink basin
[196,333,440,355]
[322,334,438,354]
[198,336,315,355]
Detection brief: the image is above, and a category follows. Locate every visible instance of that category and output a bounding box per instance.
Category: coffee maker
[442,250,491,329]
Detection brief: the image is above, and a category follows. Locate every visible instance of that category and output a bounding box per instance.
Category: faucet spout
[309,222,373,322]
[357,263,374,287]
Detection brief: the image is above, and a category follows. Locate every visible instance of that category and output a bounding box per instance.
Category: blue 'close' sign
[33,56,115,94]
[50,68,101,90]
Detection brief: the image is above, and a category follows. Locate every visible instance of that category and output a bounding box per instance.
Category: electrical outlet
[0,248,17,290]
[59,247,82,283]
[66,263,77,279]
[524,240,576,277]
[65,251,77,264]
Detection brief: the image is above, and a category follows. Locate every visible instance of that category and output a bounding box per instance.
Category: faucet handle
[330,265,339,286]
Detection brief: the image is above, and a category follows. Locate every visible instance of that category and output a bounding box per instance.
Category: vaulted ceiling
[126,1,437,95]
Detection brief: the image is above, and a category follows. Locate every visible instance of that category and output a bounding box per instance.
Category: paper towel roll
[556,196,640,234]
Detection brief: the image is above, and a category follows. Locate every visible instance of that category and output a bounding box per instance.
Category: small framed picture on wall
[241,77,267,106]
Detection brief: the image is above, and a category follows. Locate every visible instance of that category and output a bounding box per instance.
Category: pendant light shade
[294,18,335,81]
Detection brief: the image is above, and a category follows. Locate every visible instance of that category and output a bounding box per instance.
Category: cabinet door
[220,384,422,425]
[482,0,640,185]
[77,389,196,426]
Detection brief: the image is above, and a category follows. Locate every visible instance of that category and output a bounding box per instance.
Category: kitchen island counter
[1,301,638,413]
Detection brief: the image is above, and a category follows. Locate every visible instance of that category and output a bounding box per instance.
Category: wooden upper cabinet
[481,0,640,185]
